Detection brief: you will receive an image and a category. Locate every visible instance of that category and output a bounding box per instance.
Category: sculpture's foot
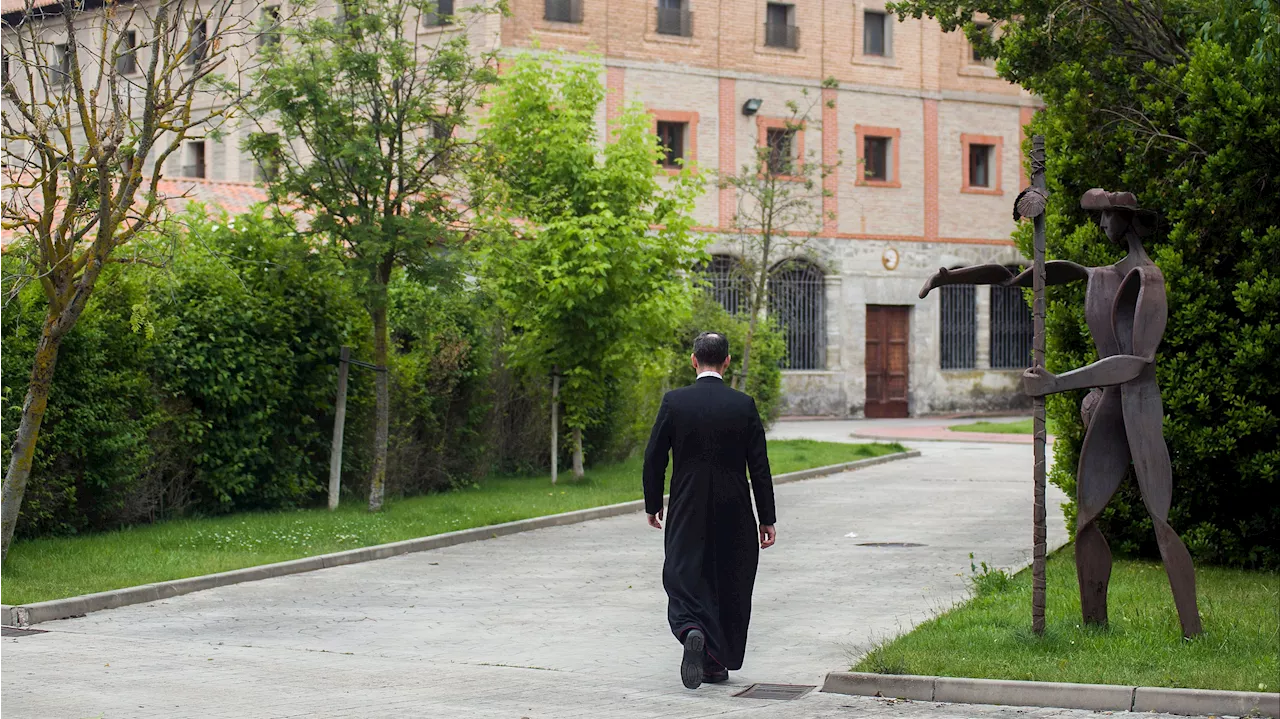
[1076,523,1112,627]
[1154,520,1203,638]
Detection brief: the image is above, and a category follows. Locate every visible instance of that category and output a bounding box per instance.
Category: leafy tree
[1,0,259,559]
[245,0,501,510]
[477,54,705,479]
[889,0,1279,567]
[715,81,840,391]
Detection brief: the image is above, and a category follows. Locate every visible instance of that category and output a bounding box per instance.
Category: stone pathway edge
[1,449,921,628]
[821,671,1280,718]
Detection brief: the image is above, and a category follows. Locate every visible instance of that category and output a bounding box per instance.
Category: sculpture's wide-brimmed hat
[1081,188,1157,233]
[1080,188,1156,215]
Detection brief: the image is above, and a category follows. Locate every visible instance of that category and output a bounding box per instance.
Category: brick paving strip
[822,672,1280,718]
[1,449,920,628]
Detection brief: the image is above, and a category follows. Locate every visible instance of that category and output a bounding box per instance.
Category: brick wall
[936,100,1022,240]
[500,0,1029,99]
[836,91,926,238]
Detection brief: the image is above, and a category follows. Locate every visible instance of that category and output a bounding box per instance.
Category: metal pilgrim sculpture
[919,136,1203,638]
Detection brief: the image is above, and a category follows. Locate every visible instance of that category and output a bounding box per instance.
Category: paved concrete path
[776,416,1044,445]
[2,435,1111,719]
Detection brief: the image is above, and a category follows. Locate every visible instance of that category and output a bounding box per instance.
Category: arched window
[701,254,748,315]
[768,260,826,370]
[940,282,976,369]
[990,266,1033,369]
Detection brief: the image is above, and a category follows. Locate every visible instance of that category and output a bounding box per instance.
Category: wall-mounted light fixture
[741,98,763,116]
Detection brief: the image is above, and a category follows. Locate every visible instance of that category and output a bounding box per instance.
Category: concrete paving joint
[1,449,920,628]
[822,672,1279,718]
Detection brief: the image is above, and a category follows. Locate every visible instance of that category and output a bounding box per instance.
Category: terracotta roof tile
[1,0,63,16]
[1,175,270,250]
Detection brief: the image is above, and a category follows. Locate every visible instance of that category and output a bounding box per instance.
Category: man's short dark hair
[693,332,729,366]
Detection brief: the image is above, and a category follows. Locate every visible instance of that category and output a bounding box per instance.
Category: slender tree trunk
[1,312,67,561]
[571,427,584,479]
[738,312,758,392]
[368,295,390,512]
[737,237,772,392]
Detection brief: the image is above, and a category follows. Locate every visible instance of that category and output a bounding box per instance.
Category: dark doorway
[865,305,910,418]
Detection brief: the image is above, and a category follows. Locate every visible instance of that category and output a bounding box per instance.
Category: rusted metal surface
[1028,136,1048,635]
[919,179,1203,639]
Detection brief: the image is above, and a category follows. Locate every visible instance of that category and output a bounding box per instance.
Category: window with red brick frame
[756,115,805,180]
[649,109,699,174]
[960,133,1003,195]
[855,124,900,187]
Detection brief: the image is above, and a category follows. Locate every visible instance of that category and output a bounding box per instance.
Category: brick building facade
[3,0,1038,417]
[496,0,1036,416]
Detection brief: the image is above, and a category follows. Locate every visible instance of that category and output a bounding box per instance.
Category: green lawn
[2,439,902,605]
[855,547,1278,692]
[948,418,1060,435]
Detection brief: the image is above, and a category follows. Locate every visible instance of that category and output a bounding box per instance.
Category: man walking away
[643,332,777,689]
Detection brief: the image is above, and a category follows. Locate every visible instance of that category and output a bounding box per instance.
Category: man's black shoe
[680,629,706,689]
[703,666,729,684]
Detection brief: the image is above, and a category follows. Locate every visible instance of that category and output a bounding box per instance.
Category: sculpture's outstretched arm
[918,265,1015,298]
[918,261,1090,299]
[1023,355,1150,396]
[1006,261,1091,288]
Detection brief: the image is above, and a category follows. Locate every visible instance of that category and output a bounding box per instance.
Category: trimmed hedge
[1016,8,1280,568]
[1,208,501,535]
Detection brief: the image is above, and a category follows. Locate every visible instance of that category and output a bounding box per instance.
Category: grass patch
[855,547,1279,692]
[2,439,902,605]
[948,418,1060,435]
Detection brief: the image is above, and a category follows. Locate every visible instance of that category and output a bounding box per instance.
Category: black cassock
[642,376,776,670]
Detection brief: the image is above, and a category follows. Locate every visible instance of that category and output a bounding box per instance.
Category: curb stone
[821,672,1279,718]
[0,449,920,627]
[1134,687,1280,718]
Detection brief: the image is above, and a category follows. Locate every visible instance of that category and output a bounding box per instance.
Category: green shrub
[1041,43,1277,569]
[1,265,160,536]
[994,4,1280,568]
[967,553,1014,597]
[667,288,786,427]
[385,266,493,495]
[2,204,518,536]
[151,208,372,512]
[584,357,675,466]
[2,207,377,533]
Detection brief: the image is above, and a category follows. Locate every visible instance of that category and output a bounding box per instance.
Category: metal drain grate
[734,683,816,700]
[2,626,47,637]
[857,542,926,547]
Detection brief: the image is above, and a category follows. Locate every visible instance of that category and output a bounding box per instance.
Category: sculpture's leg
[1121,369,1203,638]
[1075,387,1129,628]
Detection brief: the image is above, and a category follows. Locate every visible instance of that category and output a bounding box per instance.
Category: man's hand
[647,510,664,529]
[760,524,776,549]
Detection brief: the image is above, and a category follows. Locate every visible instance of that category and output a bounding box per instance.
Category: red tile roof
[1,175,270,250]
[1,0,64,15]
[157,176,270,216]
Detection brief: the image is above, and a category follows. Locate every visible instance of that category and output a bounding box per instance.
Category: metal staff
[1029,135,1048,635]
